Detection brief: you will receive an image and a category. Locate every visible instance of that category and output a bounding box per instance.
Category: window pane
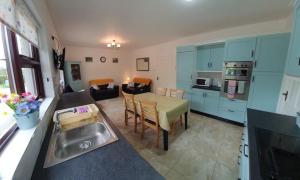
[0,60,11,95]
[16,34,33,58]
[21,68,37,96]
[0,27,5,60]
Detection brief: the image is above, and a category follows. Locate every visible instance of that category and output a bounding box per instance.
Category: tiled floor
[98,97,243,180]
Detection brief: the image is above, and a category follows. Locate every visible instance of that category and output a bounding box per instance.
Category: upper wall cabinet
[285,2,300,77]
[197,43,225,71]
[254,33,290,73]
[224,37,257,61]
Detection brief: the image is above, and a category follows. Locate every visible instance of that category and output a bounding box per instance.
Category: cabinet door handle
[190,74,193,80]
[298,58,300,66]
[253,61,257,68]
[228,109,234,112]
[207,62,210,68]
[237,155,241,165]
[239,144,242,153]
[252,76,255,82]
[244,144,249,157]
[251,50,255,58]
[282,91,288,101]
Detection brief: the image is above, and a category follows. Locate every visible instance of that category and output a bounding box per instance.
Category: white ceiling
[46,0,293,49]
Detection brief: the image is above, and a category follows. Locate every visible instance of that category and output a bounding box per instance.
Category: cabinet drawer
[220,97,247,112]
[219,107,246,123]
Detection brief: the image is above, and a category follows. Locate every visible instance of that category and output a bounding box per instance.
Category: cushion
[128,82,135,87]
[132,78,151,86]
[98,84,108,90]
[137,83,145,88]
[91,84,99,90]
[89,79,113,86]
[107,82,114,89]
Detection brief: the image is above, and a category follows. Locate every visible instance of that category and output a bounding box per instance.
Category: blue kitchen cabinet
[191,88,220,116]
[254,33,290,72]
[197,46,211,71]
[64,61,84,92]
[225,37,257,61]
[285,2,300,77]
[191,89,205,112]
[196,43,224,71]
[219,97,247,123]
[176,46,195,96]
[210,44,225,71]
[203,90,220,116]
[248,72,283,113]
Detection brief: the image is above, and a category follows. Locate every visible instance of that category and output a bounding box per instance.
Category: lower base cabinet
[219,97,247,123]
[191,89,220,116]
[238,127,249,180]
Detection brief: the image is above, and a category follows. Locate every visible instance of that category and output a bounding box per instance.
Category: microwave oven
[196,78,212,87]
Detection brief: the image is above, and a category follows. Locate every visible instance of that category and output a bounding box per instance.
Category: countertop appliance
[221,61,253,100]
[195,77,212,87]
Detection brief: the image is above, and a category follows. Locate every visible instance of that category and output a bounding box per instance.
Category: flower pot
[14,110,39,130]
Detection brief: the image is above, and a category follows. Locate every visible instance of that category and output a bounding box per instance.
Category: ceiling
[46,0,293,49]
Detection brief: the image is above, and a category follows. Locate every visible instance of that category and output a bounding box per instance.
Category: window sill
[0,97,55,180]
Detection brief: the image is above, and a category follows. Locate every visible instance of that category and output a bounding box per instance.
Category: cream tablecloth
[134,93,190,131]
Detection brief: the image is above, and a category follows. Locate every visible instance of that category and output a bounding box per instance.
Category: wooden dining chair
[169,88,185,99]
[155,87,167,96]
[122,91,138,132]
[139,100,160,148]
[168,89,185,135]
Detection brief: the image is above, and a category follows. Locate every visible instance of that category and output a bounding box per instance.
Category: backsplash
[196,72,222,86]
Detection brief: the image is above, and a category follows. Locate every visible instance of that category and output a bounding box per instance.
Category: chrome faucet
[55,108,77,131]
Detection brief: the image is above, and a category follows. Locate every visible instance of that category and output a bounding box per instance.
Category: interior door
[277,75,300,116]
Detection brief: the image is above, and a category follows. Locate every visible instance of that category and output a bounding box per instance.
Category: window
[0,22,44,151]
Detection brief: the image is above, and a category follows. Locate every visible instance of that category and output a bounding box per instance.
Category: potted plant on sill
[0,92,42,130]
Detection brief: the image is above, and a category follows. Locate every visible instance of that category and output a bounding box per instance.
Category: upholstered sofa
[122,78,151,94]
[89,79,119,101]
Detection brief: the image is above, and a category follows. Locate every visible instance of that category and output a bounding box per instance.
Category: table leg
[163,130,168,151]
[185,112,188,130]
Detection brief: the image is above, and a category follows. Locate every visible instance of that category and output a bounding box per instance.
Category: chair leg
[156,128,160,148]
[141,122,144,140]
[134,114,137,133]
[180,115,183,127]
[125,110,128,126]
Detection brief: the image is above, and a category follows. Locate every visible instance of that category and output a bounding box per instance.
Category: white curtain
[0,0,39,46]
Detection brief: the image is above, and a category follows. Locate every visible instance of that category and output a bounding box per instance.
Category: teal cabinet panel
[176,81,192,93]
[219,107,245,123]
[255,33,290,72]
[225,37,257,61]
[204,91,220,116]
[210,44,225,71]
[177,46,195,53]
[191,89,205,112]
[248,72,283,113]
[285,4,300,76]
[219,97,247,112]
[196,46,211,71]
[176,50,195,82]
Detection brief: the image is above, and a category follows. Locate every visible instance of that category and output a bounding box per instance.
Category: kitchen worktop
[31,91,163,180]
[247,109,300,180]
[192,85,221,91]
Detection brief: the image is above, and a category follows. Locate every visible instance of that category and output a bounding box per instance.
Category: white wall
[65,46,131,87]
[128,18,292,90]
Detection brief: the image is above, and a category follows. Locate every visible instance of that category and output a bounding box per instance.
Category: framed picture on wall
[136,57,149,71]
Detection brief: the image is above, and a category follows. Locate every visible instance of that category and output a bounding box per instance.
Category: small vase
[14,110,40,130]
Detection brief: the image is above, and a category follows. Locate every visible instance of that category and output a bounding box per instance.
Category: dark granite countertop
[31,91,164,180]
[247,109,300,180]
[192,85,221,91]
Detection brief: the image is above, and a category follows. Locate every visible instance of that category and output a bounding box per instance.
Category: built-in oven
[221,61,253,100]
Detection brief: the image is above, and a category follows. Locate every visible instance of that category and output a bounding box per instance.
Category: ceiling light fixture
[107,40,121,48]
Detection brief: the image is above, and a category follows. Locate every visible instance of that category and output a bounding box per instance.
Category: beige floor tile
[97,97,242,179]
[211,163,238,180]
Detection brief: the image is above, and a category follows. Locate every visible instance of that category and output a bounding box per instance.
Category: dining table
[134,92,190,151]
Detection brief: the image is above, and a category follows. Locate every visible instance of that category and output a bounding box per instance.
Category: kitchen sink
[44,120,118,168]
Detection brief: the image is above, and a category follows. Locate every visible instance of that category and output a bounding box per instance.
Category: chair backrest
[132,78,152,86]
[89,79,114,86]
[155,87,167,96]
[139,100,159,127]
[169,89,185,99]
[122,91,136,112]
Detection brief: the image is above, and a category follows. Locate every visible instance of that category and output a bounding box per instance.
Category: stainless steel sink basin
[44,120,118,168]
